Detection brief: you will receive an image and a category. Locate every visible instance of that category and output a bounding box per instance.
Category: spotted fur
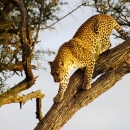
[49,14,129,102]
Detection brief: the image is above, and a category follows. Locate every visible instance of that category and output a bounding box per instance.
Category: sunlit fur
[49,14,129,102]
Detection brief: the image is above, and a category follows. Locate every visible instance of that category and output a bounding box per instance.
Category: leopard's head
[48,61,69,82]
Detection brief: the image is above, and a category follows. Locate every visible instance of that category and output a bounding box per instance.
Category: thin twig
[41,3,87,30]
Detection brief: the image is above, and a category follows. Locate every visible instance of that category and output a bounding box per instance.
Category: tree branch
[42,2,88,30]
[94,38,130,78]
[36,98,44,121]
[12,0,33,80]
[0,62,36,71]
[34,39,130,130]
[0,76,38,98]
[0,90,44,107]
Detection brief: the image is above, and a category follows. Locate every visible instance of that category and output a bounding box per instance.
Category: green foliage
[24,0,68,29]
[0,0,67,91]
[1,0,130,92]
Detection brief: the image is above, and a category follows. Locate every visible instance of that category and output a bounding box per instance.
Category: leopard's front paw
[53,94,64,102]
[82,83,91,90]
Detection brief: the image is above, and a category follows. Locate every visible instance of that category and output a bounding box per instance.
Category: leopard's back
[54,38,95,67]
[73,14,128,54]
[73,14,115,39]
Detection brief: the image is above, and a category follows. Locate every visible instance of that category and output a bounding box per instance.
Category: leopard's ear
[48,61,53,67]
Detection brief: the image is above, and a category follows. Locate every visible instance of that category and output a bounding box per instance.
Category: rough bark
[12,0,34,80]
[0,90,44,107]
[34,39,130,130]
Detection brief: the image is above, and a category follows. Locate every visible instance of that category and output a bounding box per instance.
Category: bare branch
[12,0,34,80]
[0,90,44,107]
[0,76,38,100]
[36,98,44,121]
[0,62,36,71]
[12,0,28,44]
[42,3,87,30]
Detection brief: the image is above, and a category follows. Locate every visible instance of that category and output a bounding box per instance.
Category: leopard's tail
[114,23,129,40]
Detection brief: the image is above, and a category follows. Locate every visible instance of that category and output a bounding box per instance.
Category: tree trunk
[34,39,130,130]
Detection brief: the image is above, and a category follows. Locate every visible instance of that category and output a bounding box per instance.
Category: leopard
[49,14,129,102]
